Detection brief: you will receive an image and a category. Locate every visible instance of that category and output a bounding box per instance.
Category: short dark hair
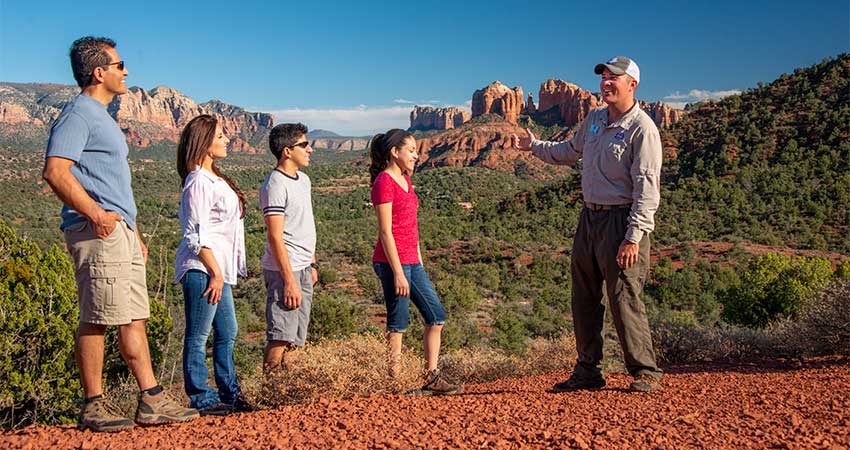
[269,123,308,160]
[69,36,116,88]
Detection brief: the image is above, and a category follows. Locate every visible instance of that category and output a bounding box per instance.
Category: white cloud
[464,100,472,108]
[664,88,742,103]
[393,98,414,104]
[266,105,413,136]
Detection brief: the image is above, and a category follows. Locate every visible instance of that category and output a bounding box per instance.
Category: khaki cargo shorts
[64,220,150,325]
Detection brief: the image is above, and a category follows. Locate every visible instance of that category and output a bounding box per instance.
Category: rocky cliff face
[414,119,568,177]
[535,79,684,129]
[639,100,684,129]
[537,79,605,127]
[0,82,274,153]
[409,105,470,131]
[522,93,536,115]
[471,81,524,124]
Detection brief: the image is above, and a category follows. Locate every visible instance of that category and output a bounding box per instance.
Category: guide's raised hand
[511,128,536,151]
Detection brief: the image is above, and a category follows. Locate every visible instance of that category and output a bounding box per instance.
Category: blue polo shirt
[45,94,138,230]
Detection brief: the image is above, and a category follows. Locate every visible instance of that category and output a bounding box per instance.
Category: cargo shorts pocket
[88,262,131,315]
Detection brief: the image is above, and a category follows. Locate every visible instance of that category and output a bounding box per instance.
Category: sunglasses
[100,61,126,71]
[290,141,310,149]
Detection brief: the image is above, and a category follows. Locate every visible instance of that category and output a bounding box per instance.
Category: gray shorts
[264,267,313,346]
[64,220,150,325]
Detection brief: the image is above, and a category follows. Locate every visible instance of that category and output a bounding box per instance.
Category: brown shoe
[629,373,661,392]
[135,390,200,425]
[410,369,462,396]
[77,396,134,433]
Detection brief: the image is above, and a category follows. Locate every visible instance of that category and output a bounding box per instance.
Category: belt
[585,202,631,211]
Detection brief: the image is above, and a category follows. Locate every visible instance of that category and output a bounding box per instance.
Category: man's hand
[135,228,148,264]
[616,240,640,269]
[284,275,302,309]
[93,209,124,239]
[510,128,536,151]
[311,267,318,286]
[202,272,224,304]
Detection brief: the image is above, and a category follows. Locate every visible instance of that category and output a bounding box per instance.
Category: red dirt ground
[3,358,848,449]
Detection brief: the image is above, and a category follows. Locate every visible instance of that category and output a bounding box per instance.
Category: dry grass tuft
[441,335,577,384]
[242,334,424,408]
[243,333,578,408]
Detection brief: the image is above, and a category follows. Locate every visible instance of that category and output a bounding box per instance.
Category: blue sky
[1,0,847,135]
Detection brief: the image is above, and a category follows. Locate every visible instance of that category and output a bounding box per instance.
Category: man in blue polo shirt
[42,36,198,432]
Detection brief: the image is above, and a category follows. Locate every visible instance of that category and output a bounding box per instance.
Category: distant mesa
[0,82,274,153]
[471,81,524,124]
[307,129,341,138]
[309,137,370,152]
[409,105,470,131]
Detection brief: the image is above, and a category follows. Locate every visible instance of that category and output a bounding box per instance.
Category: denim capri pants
[373,262,446,333]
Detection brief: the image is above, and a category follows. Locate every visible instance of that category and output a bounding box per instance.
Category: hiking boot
[135,390,200,425]
[197,402,233,417]
[410,369,462,396]
[629,373,661,392]
[77,396,134,432]
[550,373,606,393]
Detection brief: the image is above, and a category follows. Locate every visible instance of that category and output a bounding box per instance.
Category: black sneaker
[550,373,606,392]
[230,396,254,413]
[197,402,234,417]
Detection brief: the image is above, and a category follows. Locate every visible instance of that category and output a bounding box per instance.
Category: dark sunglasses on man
[100,60,125,71]
[290,141,310,149]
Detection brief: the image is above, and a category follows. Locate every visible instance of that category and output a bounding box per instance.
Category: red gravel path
[4,358,848,449]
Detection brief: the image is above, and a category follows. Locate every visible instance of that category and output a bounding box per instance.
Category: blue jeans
[181,270,240,408]
[373,262,446,333]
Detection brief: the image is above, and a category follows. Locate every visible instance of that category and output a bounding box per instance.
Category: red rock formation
[522,93,536,115]
[537,79,604,127]
[535,79,684,129]
[639,100,685,129]
[409,105,470,131]
[471,81,524,124]
[0,102,34,124]
[414,121,569,177]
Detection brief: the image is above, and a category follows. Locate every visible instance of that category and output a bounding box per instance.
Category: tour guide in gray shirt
[513,56,664,392]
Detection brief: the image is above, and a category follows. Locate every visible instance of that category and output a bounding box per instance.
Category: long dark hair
[176,114,246,218]
[368,128,413,185]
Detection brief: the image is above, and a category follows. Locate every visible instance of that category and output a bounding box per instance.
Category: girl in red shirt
[370,129,460,396]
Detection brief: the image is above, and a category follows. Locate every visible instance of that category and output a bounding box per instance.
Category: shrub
[0,220,173,428]
[651,310,773,363]
[0,221,79,428]
[719,253,833,327]
[774,280,850,356]
[308,291,368,342]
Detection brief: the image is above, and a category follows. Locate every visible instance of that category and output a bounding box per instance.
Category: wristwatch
[310,262,319,270]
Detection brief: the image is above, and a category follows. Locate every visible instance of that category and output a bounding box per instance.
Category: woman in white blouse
[174,115,248,416]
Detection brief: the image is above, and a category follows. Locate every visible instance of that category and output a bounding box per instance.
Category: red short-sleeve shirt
[371,172,420,264]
